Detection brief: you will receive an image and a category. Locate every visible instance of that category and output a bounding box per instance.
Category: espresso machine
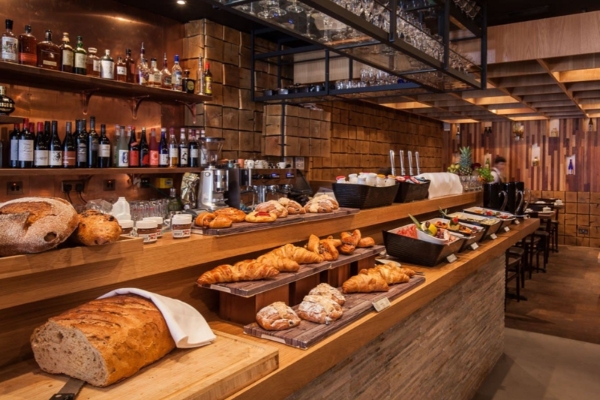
[198,137,228,211]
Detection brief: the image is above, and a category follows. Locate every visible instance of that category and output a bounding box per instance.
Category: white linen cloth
[99,288,216,348]
[416,172,463,199]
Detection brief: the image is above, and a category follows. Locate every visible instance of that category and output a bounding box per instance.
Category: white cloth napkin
[416,172,463,199]
[99,288,216,348]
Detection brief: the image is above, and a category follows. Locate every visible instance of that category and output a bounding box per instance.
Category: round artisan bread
[71,210,122,246]
[0,197,79,256]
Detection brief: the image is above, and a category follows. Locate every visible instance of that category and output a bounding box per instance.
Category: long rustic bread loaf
[30,294,176,387]
[0,197,79,256]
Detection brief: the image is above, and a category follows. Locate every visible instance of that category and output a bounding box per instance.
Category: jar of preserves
[171,214,192,239]
[135,220,158,244]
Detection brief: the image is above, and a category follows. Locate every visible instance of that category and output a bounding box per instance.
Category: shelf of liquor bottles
[0,61,212,119]
[0,167,202,176]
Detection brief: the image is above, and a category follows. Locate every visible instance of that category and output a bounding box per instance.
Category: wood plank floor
[505,245,600,344]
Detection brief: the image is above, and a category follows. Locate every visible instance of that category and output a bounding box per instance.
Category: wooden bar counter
[0,192,539,400]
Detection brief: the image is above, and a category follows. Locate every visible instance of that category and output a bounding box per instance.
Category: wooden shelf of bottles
[0,167,202,176]
[0,61,212,118]
[0,115,24,124]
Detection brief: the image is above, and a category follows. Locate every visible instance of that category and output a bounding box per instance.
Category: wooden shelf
[0,61,211,119]
[0,167,201,176]
[0,115,23,124]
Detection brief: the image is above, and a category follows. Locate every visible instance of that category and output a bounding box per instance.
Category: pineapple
[458,146,473,176]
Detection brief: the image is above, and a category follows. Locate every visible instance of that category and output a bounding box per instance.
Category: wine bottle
[149,128,159,167]
[168,128,178,167]
[98,124,111,168]
[178,128,188,167]
[117,126,129,167]
[113,125,121,167]
[62,122,76,168]
[189,129,199,167]
[139,128,150,167]
[76,119,88,168]
[9,123,19,168]
[49,120,63,168]
[88,116,99,167]
[43,121,51,144]
[129,127,139,167]
[34,121,49,167]
[158,128,168,168]
[18,119,34,168]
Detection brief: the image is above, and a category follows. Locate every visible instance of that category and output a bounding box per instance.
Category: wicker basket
[394,180,430,203]
[331,183,399,209]
[383,227,465,267]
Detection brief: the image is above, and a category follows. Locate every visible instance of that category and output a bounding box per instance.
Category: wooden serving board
[0,331,278,400]
[200,246,386,297]
[300,207,359,222]
[243,275,426,349]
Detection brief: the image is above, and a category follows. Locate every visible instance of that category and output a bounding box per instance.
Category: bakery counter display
[0,290,278,400]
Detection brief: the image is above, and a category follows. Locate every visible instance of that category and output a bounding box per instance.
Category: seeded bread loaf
[0,197,79,256]
[71,210,122,246]
[30,294,176,387]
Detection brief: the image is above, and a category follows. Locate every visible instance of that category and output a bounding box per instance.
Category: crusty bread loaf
[0,197,79,256]
[30,295,176,387]
[71,210,122,246]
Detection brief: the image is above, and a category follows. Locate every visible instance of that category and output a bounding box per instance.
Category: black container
[483,183,502,210]
[448,212,503,240]
[394,180,430,203]
[383,228,465,267]
[503,182,517,213]
[332,183,398,209]
[430,218,486,252]
[515,181,526,215]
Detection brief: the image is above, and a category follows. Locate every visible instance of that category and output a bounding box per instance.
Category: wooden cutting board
[0,331,278,400]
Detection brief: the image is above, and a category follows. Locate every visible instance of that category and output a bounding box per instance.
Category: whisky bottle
[98,124,111,168]
[204,62,213,95]
[116,56,127,82]
[1,19,18,63]
[37,30,61,70]
[18,25,36,66]
[62,121,76,168]
[18,119,34,168]
[161,53,172,89]
[125,48,134,83]
[76,119,88,168]
[178,128,189,167]
[88,116,99,167]
[49,121,62,168]
[139,128,149,167]
[86,47,100,77]
[9,123,19,168]
[159,128,168,168]
[74,36,87,75]
[59,32,74,73]
[136,42,148,85]
[128,127,139,167]
[0,85,15,115]
[196,56,204,95]
[147,58,162,88]
[189,129,199,167]
[34,122,49,168]
[171,55,183,91]
[182,70,195,94]
[100,49,114,80]
[149,128,159,167]
[168,128,178,167]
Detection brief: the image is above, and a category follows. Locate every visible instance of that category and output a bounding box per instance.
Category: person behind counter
[491,156,506,183]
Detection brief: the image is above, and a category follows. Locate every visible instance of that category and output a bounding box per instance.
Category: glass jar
[118,219,134,236]
[143,216,164,238]
[135,220,158,244]
[171,214,192,239]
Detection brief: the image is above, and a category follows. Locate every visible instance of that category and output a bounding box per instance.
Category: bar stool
[548,220,559,253]
[506,247,525,304]
[534,229,550,270]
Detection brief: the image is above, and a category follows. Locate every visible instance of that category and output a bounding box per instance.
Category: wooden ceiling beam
[573,90,600,99]
[544,53,600,72]
[510,85,565,96]
[557,69,600,83]
[521,93,570,102]
[495,74,556,88]
[566,81,600,91]
[487,61,546,78]
[537,59,589,116]
[528,100,575,108]
[460,88,506,99]
[536,106,581,113]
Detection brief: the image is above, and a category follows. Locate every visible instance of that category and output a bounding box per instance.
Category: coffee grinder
[198,137,228,211]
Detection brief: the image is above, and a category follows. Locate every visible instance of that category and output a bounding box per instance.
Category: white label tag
[372,297,391,312]
[446,254,457,263]
[260,334,286,344]
[209,284,231,293]
[504,226,511,232]
[490,234,498,240]
[470,243,479,250]
[514,220,521,225]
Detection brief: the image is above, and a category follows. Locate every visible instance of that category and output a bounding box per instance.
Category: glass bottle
[98,124,111,168]
[117,126,129,167]
[196,55,204,95]
[100,49,114,80]
[9,123,19,168]
[161,53,172,89]
[112,125,121,167]
[86,47,100,77]
[189,129,199,167]
[43,121,51,144]
[18,25,36,66]
[171,54,183,91]
[136,42,148,85]
[168,128,178,167]
[76,119,88,168]
[204,62,213,95]
[147,58,162,88]
[182,70,195,94]
[88,116,99,167]
[167,187,182,214]
[18,119,34,168]
[139,127,149,167]
[149,128,159,167]
[128,127,139,167]
[178,128,189,167]
[37,30,61,70]
[34,122,49,168]
[158,128,168,168]
[0,85,15,115]
[74,36,87,75]
[125,48,134,83]
[115,56,127,82]
[2,19,18,63]
[59,32,74,73]
[49,120,62,168]
[199,128,208,168]
[62,121,76,168]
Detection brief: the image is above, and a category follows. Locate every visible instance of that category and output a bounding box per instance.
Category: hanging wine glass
[286,0,304,13]
[304,6,317,39]
[258,0,287,19]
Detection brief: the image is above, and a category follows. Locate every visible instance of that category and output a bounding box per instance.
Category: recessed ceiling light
[177,0,186,4]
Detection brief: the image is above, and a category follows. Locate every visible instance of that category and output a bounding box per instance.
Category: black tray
[332,183,399,209]
[394,180,430,203]
[383,228,465,267]
[446,213,502,241]
[429,218,485,252]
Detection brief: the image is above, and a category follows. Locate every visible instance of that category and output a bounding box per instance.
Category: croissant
[341,229,361,247]
[306,234,321,254]
[326,236,343,248]
[338,243,356,255]
[319,239,339,261]
[342,273,389,294]
[196,261,279,285]
[357,237,375,247]
[269,243,324,264]
[382,261,416,277]
[257,253,300,272]
[361,266,410,284]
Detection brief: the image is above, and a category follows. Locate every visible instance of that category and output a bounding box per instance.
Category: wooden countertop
[210,218,540,400]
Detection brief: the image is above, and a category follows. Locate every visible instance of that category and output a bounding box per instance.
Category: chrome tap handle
[407,151,414,176]
[399,150,405,176]
[415,151,421,175]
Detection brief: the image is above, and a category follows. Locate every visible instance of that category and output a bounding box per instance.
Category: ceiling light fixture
[177,0,186,4]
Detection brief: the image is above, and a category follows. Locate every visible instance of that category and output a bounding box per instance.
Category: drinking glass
[304,6,317,39]
[286,0,304,14]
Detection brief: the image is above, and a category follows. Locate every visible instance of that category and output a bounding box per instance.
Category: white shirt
[491,167,503,183]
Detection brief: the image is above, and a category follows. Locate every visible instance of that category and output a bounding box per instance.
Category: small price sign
[446,254,458,263]
[470,243,479,250]
[504,226,511,232]
[490,234,498,240]
[514,220,521,225]
[372,297,391,312]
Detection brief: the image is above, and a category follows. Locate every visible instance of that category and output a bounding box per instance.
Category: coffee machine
[198,137,228,211]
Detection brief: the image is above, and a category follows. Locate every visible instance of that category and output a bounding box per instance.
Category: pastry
[338,243,356,255]
[362,265,410,284]
[307,234,339,261]
[308,283,345,305]
[71,210,122,246]
[341,229,361,247]
[195,212,215,227]
[278,198,306,215]
[357,237,376,247]
[304,199,333,213]
[342,273,389,294]
[268,243,324,264]
[196,261,279,285]
[257,253,300,272]
[297,295,343,324]
[30,294,175,387]
[325,236,342,248]
[381,261,416,277]
[245,211,278,223]
[0,196,79,256]
[255,200,288,218]
[214,207,246,223]
[256,302,301,331]
[209,215,233,229]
